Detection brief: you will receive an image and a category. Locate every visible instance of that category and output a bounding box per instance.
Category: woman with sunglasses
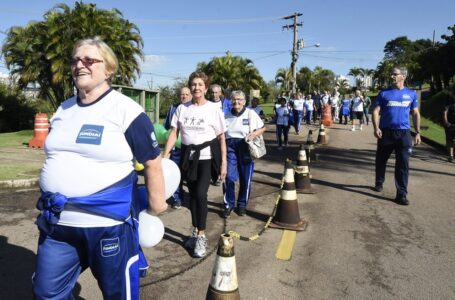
[33,37,167,300]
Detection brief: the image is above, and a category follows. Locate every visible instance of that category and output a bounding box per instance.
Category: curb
[0,177,40,192]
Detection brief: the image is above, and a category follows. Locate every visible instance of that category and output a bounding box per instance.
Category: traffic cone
[294,145,315,194]
[269,159,308,231]
[206,234,240,300]
[316,123,327,145]
[304,130,317,162]
[28,113,49,149]
[322,104,333,127]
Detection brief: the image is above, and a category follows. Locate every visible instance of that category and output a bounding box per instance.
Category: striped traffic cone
[316,123,327,145]
[269,159,308,231]
[294,145,315,194]
[206,234,240,300]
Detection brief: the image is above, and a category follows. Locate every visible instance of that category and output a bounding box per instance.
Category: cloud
[140,54,168,71]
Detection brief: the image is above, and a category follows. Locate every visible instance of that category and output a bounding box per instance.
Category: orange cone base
[269,218,308,231]
[322,120,332,127]
[28,137,46,149]
[206,285,240,300]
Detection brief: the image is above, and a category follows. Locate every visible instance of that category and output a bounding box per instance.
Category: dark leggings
[186,160,212,231]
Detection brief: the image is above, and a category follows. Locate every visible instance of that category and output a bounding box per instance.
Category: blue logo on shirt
[76,124,104,145]
[101,237,120,257]
[242,119,250,125]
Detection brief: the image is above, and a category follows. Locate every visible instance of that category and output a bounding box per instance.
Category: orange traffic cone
[206,234,240,300]
[304,130,317,162]
[322,104,333,127]
[295,145,315,194]
[269,159,308,231]
[316,123,327,145]
[28,113,49,149]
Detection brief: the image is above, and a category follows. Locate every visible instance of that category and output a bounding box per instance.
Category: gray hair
[230,90,245,100]
[394,66,408,77]
[210,84,222,91]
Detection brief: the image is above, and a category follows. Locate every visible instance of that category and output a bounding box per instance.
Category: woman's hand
[220,160,227,182]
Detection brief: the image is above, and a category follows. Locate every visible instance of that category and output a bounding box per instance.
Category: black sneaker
[237,207,246,216]
[395,195,409,206]
[222,207,233,219]
[211,179,222,186]
[373,185,383,192]
[448,156,454,162]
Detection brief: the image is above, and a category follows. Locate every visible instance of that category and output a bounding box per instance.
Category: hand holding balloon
[138,210,165,248]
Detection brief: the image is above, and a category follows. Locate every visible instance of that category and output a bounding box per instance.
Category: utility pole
[282,13,302,95]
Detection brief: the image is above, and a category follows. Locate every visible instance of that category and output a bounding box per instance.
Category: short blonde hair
[72,37,119,78]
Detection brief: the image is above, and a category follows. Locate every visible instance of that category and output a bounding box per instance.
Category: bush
[420,89,452,125]
[0,85,37,133]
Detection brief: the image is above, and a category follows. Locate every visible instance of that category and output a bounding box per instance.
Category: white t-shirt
[171,100,226,160]
[321,95,331,105]
[304,99,314,111]
[293,98,305,111]
[276,106,290,126]
[225,108,264,139]
[331,92,340,107]
[351,97,364,112]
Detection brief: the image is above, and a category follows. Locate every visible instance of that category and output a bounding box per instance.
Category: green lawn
[419,117,446,146]
[0,130,34,147]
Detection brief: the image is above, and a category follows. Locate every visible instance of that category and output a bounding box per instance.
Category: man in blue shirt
[372,66,421,205]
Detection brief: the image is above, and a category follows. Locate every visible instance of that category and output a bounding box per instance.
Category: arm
[144,155,168,215]
[443,107,450,127]
[411,107,421,145]
[217,133,227,181]
[162,127,178,158]
[372,106,382,139]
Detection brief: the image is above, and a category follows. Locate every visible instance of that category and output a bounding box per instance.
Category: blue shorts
[33,222,140,300]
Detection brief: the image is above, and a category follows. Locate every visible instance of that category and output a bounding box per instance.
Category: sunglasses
[70,57,104,67]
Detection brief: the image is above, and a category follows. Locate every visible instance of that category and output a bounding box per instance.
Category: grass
[419,116,446,146]
[0,130,34,147]
[0,164,41,181]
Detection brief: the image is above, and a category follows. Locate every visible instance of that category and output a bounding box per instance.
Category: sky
[0,0,454,90]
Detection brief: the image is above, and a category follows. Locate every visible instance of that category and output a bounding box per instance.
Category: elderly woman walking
[222,91,266,217]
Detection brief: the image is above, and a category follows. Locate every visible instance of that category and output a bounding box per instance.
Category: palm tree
[275,67,292,92]
[2,2,144,109]
[198,52,265,94]
[348,67,363,88]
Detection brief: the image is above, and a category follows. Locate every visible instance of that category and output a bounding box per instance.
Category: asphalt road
[0,120,454,300]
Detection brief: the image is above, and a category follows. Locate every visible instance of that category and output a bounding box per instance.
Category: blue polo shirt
[373,87,418,129]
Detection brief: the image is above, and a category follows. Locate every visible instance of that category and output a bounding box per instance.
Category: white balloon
[138,210,165,248]
[161,157,181,200]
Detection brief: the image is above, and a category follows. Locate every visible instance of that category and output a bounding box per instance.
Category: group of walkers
[272,89,373,148]
[31,34,438,300]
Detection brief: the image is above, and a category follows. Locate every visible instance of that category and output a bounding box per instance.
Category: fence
[112,85,160,123]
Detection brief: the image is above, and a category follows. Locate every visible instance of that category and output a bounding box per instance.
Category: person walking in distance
[164,87,192,209]
[442,87,455,162]
[372,66,421,205]
[350,90,364,131]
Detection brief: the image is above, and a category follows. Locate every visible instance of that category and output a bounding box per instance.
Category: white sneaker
[359,126,363,131]
[184,228,198,249]
[350,127,356,131]
[193,235,208,258]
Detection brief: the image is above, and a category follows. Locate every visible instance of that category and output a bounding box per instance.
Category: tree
[197,52,265,96]
[2,2,144,109]
[275,67,292,92]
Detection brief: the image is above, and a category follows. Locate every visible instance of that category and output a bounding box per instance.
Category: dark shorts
[353,111,364,120]
[445,125,455,142]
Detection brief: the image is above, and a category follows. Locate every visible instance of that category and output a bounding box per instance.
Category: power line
[143,31,283,40]
[133,15,283,25]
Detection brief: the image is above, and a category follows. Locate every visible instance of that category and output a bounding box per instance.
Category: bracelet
[416,131,420,134]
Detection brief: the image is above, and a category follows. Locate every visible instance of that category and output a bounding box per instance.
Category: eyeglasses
[70,57,104,67]
[391,73,402,76]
